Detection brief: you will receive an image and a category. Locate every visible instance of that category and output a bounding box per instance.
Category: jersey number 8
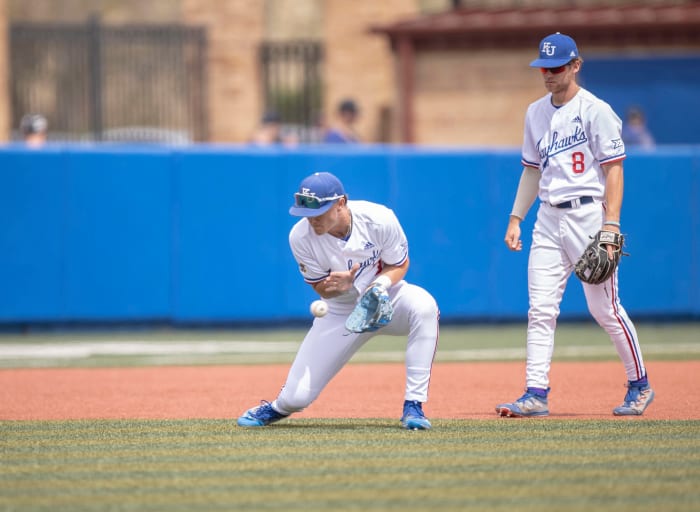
[572,152,585,174]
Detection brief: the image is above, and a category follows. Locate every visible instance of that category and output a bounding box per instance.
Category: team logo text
[538,126,588,168]
[542,42,556,56]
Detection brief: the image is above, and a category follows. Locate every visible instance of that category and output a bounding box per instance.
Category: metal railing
[259,40,323,143]
[10,16,208,143]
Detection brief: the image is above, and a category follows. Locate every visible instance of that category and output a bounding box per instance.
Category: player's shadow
[243,420,405,431]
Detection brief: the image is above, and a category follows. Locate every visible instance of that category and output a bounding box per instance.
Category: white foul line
[0,341,698,362]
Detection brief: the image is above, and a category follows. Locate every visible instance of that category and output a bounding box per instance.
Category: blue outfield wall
[0,144,698,324]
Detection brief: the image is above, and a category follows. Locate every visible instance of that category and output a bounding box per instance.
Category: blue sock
[630,375,648,388]
[527,387,549,398]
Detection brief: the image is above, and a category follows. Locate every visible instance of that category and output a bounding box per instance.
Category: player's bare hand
[323,263,360,293]
[505,219,523,252]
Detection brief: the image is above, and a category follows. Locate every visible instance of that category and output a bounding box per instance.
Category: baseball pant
[525,200,647,390]
[273,281,439,415]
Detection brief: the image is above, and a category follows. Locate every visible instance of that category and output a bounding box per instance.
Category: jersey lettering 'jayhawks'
[347,248,381,281]
[538,125,588,169]
[289,200,409,312]
[521,88,626,206]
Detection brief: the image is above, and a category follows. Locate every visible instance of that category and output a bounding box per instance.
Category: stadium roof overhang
[370,3,700,142]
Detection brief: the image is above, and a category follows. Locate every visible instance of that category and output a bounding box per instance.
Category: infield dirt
[1,361,697,421]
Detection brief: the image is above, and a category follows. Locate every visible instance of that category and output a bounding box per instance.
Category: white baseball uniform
[521,88,647,389]
[271,200,439,415]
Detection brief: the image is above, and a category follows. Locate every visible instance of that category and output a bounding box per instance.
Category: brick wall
[177,0,421,143]
[324,0,418,143]
[181,0,264,143]
[265,0,323,40]
[8,0,181,23]
[7,1,664,145]
[0,0,555,145]
[0,0,7,140]
[414,49,543,147]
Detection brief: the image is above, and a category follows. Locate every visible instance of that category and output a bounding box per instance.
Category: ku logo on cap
[542,42,556,56]
[301,187,315,196]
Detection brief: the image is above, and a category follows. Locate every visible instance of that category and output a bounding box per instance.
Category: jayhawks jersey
[521,88,626,206]
[289,200,409,312]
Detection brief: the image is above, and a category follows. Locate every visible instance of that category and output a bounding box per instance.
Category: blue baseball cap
[530,33,579,68]
[289,172,346,217]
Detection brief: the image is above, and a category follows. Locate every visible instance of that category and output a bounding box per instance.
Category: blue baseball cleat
[613,382,655,416]
[237,400,288,427]
[496,389,549,417]
[401,400,432,430]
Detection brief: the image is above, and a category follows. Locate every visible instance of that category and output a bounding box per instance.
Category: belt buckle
[571,198,581,209]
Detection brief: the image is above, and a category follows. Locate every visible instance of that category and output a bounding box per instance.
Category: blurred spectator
[323,98,361,143]
[20,113,48,148]
[250,111,298,146]
[621,107,655,149]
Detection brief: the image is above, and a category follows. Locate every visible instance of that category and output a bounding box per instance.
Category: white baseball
[310,300,328,317]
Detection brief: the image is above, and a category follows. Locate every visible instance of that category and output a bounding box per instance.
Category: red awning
[371,4,700,49]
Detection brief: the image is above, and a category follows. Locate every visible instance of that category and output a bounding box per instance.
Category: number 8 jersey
[521,88,626,206]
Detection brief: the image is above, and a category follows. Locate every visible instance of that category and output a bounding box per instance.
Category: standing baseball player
[496,33,654,417]
[237,172,439,429]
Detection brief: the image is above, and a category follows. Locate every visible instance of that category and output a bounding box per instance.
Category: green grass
[1,419,699,511]
[0,322,698,368]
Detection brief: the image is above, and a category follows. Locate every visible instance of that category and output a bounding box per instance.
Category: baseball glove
[345,283,394,333]
[574,230,626,285]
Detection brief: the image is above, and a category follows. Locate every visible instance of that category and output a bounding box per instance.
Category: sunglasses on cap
[540,63,571,75]
[294,193,343,209]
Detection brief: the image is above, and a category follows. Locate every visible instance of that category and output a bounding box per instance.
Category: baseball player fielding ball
[310,300,328,317]
[236,172,439,431]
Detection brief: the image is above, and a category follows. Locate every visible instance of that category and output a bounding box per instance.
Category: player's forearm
[510,166,541,220]
[603,162,624,225]
[312,281,346,299]
[312,263,361,298]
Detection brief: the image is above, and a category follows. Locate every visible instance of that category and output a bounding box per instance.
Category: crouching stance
[237,172,439,430]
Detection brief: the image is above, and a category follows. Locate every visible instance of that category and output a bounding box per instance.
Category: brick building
[1,1,699,145]
[1,0,418,143]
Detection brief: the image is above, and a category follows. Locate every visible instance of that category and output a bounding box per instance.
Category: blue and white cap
[289,172,346,217]
[530,32,579,68]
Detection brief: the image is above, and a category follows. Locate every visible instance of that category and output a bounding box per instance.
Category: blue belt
[552,196,594,209]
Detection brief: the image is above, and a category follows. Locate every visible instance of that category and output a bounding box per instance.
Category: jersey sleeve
[289,223,329,283]
[521,104,541,169]
[378,207,409,266]
[588,102,626,165]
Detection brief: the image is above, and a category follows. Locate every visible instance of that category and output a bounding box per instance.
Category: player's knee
[526,307,558,342]
[405,300,439,347]
[276,386,315,413]
[412,290,439,319]
[528,304,559,328]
